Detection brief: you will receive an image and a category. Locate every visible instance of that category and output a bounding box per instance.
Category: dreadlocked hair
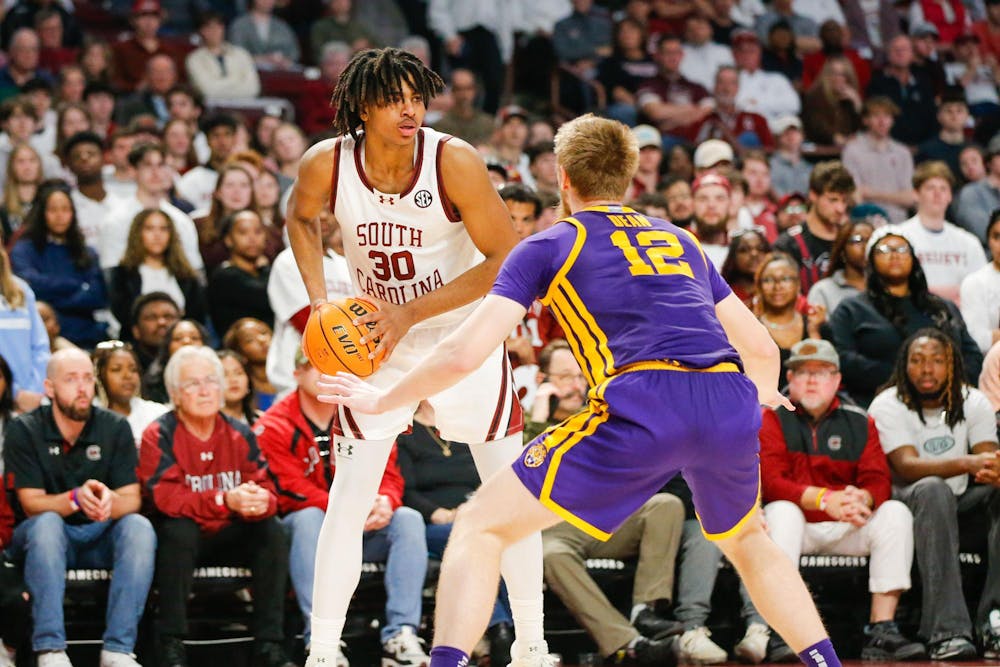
[331,48,444,140]
[880,327,966,429]
[865,236,954,335]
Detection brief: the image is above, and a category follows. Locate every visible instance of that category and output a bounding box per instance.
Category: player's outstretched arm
[317,294,527,413]
[286,139,338,308]
[715,293,794,411]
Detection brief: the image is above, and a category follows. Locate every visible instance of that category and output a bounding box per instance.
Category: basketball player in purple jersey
[318,114,846,667]
[286,48,550,667]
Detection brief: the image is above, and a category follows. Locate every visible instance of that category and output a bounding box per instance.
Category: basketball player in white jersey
[286,48,551,667]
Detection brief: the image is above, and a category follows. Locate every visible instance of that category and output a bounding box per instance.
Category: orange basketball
[302,298,381,377]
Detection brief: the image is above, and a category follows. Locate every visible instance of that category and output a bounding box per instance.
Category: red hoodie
[254,391,404,516]
[0,477,13,547]
[138,412,279,534]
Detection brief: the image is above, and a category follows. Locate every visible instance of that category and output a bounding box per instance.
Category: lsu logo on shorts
[523,443,548,468]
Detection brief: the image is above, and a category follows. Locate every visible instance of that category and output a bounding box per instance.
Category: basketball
[302,298,381,377]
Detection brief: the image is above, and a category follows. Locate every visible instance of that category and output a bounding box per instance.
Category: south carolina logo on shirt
[523,443,548,468]
[86,445,101,461]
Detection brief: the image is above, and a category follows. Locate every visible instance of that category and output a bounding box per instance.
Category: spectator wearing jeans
[256,349,429,667]
[138,345,296,667]
[759,339,925,662]
[869,328,1000,660]
[4,348,156,667]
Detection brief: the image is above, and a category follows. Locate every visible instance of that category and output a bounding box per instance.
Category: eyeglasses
[782,205,807,214]
[548,372,587,384]
[873,244,910,255]
[847,234,870,245]
[791,368,838,379]
[760,276,798,286]
[178,375,221,394]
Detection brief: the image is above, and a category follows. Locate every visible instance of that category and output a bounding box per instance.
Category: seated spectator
[768,117,811,200]
[114,53,178,127]
[22,78,56,158]
[4,347,156,667]
[128,292,180,373]
[56,65,86,105]
[694,66,773,150]
[165,85,207,163]
[732,30,801,127]
[254,169,284,231]
[207,210,275,335]
[176,113,239,212]
[162,118,197,175]
[311,0,381,60]
[0,471,31,666]
[866,36,938,147]
[0,245,47,412]
[973,0,1000,61]
[185,12,260,100]
[100,143,204,277]
[959,145,987,186]
[596,18,658,128]
[801,20,871,91]
[101,130,137,201]
[899,161,987,304]
[774,161,855,293]
[868,329,999,660]
[960,210,1000,353]
[956,139,1000,241]
[137,345,296,667]
[626,126,665,201]
[755,0,820,52]
[661,175,695,229]
[801,56,862,149]
[270,122,307,187]
[0,97,62,184]
[842,0,902,61]
[217,350,259,425]
[256,351,428,666]
[194,165,260,273]
[720,227,770,305]
[0,355,14,465]
[909,0,971,46]
[64,131,120,251]
[433,68,495,147]
[222,318,276,411]
[690,172,732,268]
[742,151,777,232]
[141,318,209,403]
[0,142,43,243]
[843,97,916,223]
[775,192,808,235]
[54,104,91,161]
[910,23,947,98]
[760,20,803,85]
[680,14,734,91]
[807,216,874,314]
[637,35,713,143]
[944,33,1000,118]
[755,252,826,382]
[79,39,115,89]
[92,340,169,445]
[111,0,185,93]
[665,144,696,183]
[982,340,1000,418]
[916,92,972,184]
[2,0,81,51]
[829,227,983,405]
[266,209,353,395]
[228,0,301,69]
[9,184,108,349]
[36,301,76,354]
[484,106,533,187]
[0,29,53,104]
[759,339,925,661]
[109,208,206,341]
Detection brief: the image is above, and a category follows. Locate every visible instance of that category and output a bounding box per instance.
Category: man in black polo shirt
[3,348,156,667]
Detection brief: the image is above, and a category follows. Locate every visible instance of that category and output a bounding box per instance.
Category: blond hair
[912,160,956,190]
[553,114,638,201]
[2,142,42,219]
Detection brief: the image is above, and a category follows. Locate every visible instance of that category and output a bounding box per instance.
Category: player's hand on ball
[355,297,413,362]
[316,372,387,414]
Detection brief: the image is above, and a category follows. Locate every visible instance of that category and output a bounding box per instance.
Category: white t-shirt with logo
[868,385,999,496]
[898,217,988,297]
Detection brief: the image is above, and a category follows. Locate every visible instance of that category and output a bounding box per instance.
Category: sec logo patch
[414,189,433,208]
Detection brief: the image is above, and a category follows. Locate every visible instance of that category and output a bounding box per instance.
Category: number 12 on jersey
[610,230,694,278]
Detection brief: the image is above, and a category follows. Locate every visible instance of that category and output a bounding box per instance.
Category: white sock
[470,434,545,644]
[309,436,395,649]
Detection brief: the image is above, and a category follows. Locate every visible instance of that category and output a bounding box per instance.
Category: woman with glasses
[829,228,983,406]
[93,341,169,446]
[754,252,827,386]
[720,228,771,306]
[807,218,875,314]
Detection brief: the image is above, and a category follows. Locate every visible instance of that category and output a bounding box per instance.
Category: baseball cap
[778,192,806,209]
[497,105,529,125]
[632,124,662,150]
[772,115,803,135]
[131,0,162,14]
[910,21,939,38]
[787,339,840,370]
[693,139,735,169]
[731,29,759,46]
[692,172,732,195]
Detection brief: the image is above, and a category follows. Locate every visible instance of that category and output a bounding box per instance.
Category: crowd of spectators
[0,0,999,666]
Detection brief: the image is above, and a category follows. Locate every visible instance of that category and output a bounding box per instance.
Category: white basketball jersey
[333,128,481,329]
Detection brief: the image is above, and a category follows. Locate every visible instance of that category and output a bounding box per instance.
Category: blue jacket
[9,240,108,348]
[0,277,50,396]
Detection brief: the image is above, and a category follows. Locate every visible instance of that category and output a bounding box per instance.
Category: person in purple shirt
[317,114,845,667]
